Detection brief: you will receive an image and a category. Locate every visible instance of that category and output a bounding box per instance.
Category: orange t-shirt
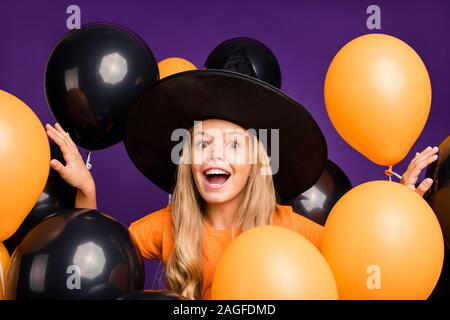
[128,204,324,299]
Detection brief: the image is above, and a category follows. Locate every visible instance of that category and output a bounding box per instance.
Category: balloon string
[384,166,402,181]
[168,194,172,205]
[86,150,93,170]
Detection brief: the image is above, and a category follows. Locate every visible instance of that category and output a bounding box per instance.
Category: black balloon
[118,290,186,300]
[205,37,282,88]
[5,209,144,300]
[281,160,352,226]
[45,23,159,150]
[425,136,450,249]
[429,248,450,300]
[4,142,77,254]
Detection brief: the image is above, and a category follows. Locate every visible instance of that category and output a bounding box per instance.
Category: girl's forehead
[192,119,247,136]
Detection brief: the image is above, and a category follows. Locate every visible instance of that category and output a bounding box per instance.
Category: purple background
[0,0,449,289]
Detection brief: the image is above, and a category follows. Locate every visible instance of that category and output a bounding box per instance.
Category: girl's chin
[202,194,233,204]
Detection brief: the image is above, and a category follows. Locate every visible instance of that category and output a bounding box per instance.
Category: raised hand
[400,146,439,197]
[45,123,97,209]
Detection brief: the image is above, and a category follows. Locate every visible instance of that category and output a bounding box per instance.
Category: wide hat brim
[124,69,327,201]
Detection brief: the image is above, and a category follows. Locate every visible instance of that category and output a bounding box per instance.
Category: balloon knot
[384,166,394,177]
[384,166,402,181]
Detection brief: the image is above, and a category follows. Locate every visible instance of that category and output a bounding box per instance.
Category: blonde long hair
[165,129,277,299]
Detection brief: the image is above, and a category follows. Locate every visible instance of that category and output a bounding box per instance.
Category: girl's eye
[228,141,240,149]
[197,141,209,149]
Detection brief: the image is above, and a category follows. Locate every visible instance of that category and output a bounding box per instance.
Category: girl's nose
[207,153,224,161]
[208,143,224,161]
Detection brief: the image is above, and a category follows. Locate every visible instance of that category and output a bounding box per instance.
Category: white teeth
[205,168,230,175]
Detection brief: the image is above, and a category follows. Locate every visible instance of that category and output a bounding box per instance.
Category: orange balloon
[211,226,338,300]
[324,34,431,166]
[0,90,50,241]
[158,57,197,79]
[321,181,444,299]
[0,242,10,299]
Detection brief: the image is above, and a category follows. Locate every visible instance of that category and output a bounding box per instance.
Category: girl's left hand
[400,146,439,197]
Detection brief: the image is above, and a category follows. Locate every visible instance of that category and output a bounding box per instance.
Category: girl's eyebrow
[225,130,245,136]
[193,131,210,138]
[193,132,213,141]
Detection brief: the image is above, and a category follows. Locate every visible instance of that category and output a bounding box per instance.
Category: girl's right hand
[45,123,95,194]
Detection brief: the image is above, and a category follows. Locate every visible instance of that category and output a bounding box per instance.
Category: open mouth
[203,168,231,189]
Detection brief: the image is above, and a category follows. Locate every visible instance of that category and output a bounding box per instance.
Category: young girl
[45,70,438,300]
